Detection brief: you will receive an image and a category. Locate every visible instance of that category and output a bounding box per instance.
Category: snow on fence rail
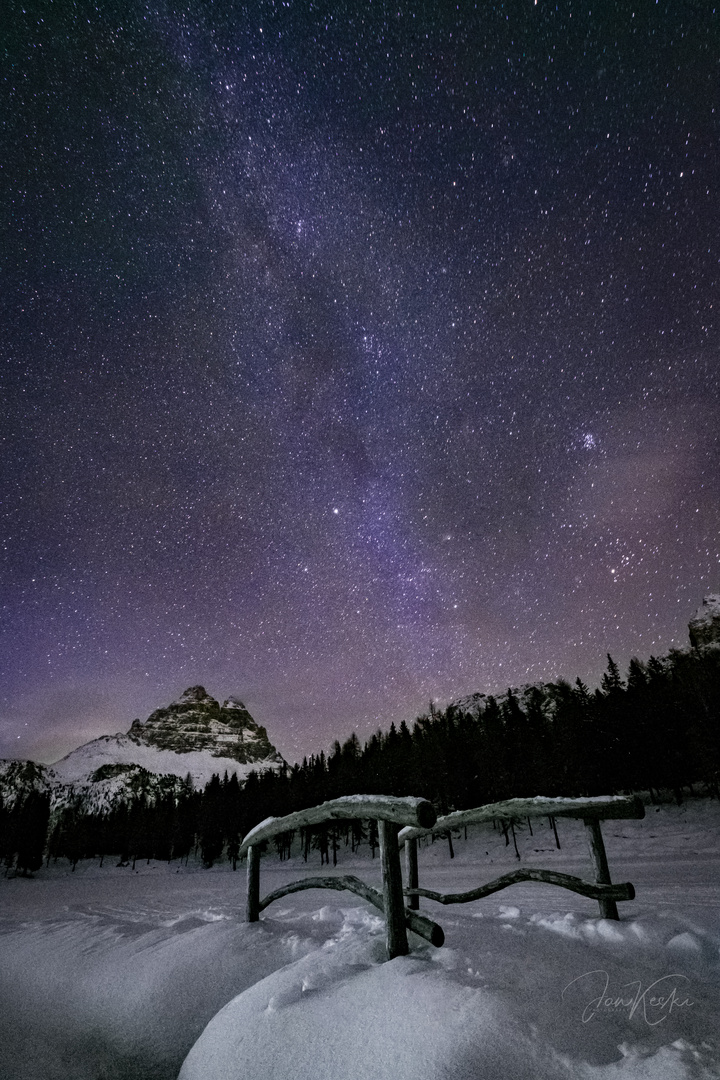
[398,795,644,921]
[240,795,443,960]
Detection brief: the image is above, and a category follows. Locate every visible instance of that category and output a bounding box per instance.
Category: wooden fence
[240,794,643,962]
[398,795,644,920]
[239,795,444,960]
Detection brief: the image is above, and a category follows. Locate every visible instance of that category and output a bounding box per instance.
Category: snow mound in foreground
[179,918,546,1080]
[179,907,716,1080]
[3,799,720,1080]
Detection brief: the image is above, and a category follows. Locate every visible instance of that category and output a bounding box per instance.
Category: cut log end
[416,800,437,830]
[428,923,445,947]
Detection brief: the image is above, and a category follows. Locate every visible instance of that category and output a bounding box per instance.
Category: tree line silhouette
[2,644,719,875]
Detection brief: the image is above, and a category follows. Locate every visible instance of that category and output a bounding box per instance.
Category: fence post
[405,836,419,910]
[379,820,409,958]
[583,819,619,920]
[246,844,261,922]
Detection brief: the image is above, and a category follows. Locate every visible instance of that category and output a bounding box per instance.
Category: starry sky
[2,0,718,766]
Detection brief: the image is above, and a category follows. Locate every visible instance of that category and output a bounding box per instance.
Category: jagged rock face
[1,687,284,813]
[128,686,283,766]
[689,595,720,650]
[449,692,486,718]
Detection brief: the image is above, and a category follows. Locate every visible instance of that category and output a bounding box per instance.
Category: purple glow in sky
[2,2,718,764]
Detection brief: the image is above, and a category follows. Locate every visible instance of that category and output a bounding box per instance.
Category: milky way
[2,2,718,763]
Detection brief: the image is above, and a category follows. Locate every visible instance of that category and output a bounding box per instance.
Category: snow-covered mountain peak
[129,688,280,767]
[174,685,217,707]
[1,688,284,812]
[222,696,248,711]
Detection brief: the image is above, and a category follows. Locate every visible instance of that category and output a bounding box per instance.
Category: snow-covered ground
[1,797,719,1079]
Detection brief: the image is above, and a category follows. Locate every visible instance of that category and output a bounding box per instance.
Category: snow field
[181,903,720,1080]
[0,797,718,1079]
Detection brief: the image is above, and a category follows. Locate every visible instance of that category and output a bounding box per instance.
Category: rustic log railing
[398,795,644,920]
[239,795,444,959]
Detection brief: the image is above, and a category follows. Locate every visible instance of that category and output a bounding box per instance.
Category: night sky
[2,1,718,766]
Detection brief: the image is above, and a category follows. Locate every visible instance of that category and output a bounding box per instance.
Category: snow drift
[0,798,718,1080]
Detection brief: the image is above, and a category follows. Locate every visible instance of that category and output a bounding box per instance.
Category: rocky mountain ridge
[2,598,717,816]
[0,687,284,813]
[126,685,280,764]
[447,595,720,717]
[688,594,720,651]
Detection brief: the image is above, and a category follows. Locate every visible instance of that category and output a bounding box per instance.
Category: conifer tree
[601,654,625,695]
[199,775,224,867]
[14,791,51,876]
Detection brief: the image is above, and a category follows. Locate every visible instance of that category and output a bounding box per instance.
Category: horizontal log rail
[240,795,436,856]
[259,874,445,947]
[243,792,641,955]
[398,794,643,921]
[397,795,643,845]
[406,868,635,906]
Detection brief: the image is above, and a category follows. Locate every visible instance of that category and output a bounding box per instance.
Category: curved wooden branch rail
[259,874,445,947]
[406,867,635,905]
[243,792,639,961]
[240,795,436,856]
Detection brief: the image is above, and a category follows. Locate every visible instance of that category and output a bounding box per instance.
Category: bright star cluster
[1,2,718,763]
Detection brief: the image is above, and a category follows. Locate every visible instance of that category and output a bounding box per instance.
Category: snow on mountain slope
[0,759,53,809]
[50,730,272,788]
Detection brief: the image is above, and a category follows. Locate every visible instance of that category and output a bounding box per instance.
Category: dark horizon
[5,595,710,770]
